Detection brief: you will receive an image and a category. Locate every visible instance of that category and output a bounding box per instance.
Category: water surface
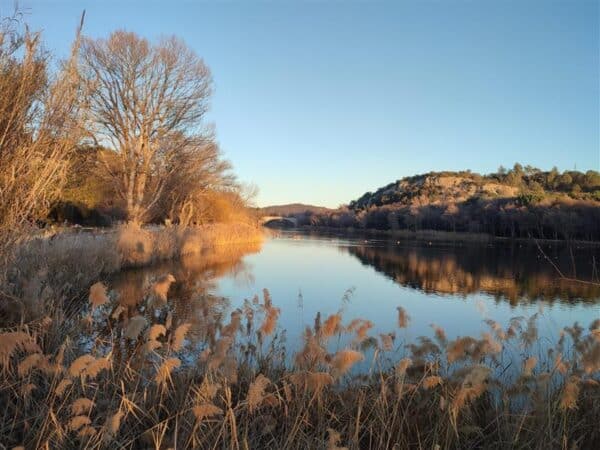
[110,230,600,357]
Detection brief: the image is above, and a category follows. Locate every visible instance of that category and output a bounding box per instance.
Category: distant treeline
[258,203,334,217]
[280,165,600,241]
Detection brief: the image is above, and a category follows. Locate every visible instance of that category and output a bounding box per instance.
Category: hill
[349,167,600,210]
[259,203,334,216]
[299,165,600,241]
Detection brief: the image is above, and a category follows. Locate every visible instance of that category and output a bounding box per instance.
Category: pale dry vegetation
[0,11,83,261]
[0,223,262,325]
[0,281,598,449]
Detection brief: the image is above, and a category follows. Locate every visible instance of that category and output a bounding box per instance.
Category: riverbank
[288,225,600,247]
[1,223,264,325]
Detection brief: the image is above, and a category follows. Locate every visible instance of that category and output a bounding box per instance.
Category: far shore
[268,224,600,247]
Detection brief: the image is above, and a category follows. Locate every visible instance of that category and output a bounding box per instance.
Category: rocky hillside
[350,167,600,211]
[293,165,600,241]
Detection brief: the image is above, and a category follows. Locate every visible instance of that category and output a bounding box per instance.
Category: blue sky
[15,0,600,207]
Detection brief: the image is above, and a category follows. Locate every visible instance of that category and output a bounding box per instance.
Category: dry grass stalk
[103,410,124,442]
[379,332,395,351]
[290,371,334,394]
[171,323,191,351]
[68,355,96,377]
[295,329,326,370]
[17,353,45,377]
[71,398,94,415]
[322,313,342,339]
[450,365,491,422]
[396,357,413,377]
[151,274,176,305]
[124,315,147,340]
[0,332,39,370]
[423,375,443,389]
[147,324,167,341]
[523,356,537,376]
[78,426,97,438]
[155,357,181,387]
[560,376,580,411]
[68,415,92,432]
[327,428,349,450]
[260,304,280,336]
[193,403,223,421]
[55,378,72,397]
[2,273,600,449]
[89,282,109,308]
[397,306,410,328]
[247,374,270,413]
[331,349,364,378]
[346,319,373,342]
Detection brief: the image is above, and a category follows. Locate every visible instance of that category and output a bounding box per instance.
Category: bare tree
[80,31,214,223]
[157,132,236,225]
[0,11,83,263]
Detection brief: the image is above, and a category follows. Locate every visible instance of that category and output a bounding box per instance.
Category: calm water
[110,230,600,356]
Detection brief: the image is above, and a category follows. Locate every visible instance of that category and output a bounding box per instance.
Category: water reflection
[342,240,600,304]
[109,243,261,345]
[105,232,600,361]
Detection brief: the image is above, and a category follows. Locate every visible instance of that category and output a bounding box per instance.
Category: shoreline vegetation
[0,284,598,449]
[261,166,600,243]
[1,223,263,326]
[284,225,600,247]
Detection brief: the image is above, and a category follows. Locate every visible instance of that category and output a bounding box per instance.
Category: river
[109,230,600,361]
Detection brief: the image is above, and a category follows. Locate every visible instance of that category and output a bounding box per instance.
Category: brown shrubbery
[0,12,83,259]
[0,223,263,325]
[0,282,598,449]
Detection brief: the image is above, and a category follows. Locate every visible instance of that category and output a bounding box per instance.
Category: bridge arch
[260,216,298,227]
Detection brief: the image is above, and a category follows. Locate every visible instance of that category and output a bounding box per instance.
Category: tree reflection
[108,243,260,347]
[344,242,600,304]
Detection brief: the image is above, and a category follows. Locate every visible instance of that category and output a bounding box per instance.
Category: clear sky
[13,0,600,207]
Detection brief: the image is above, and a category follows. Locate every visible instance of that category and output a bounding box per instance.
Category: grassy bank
[0,282,598,449]
[1,223,263,325]
[293,225,600,247]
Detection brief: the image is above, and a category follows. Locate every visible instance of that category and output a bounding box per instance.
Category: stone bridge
[259,216,298,227]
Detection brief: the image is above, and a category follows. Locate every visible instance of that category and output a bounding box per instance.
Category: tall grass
[0,223,263,325]
[0,279,598,449]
